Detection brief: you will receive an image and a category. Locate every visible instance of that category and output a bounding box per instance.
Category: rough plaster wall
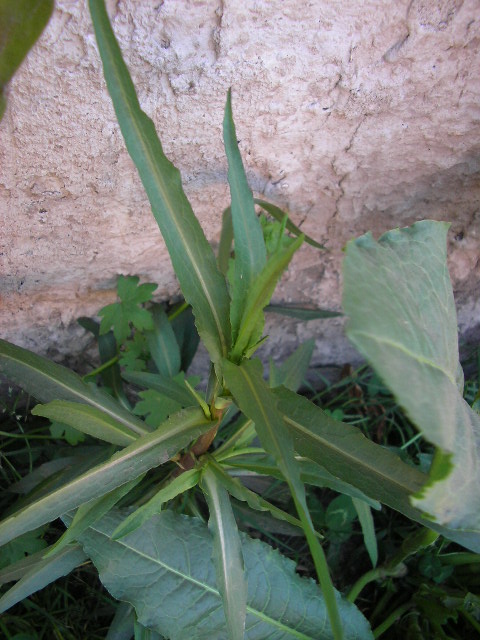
[1,0,479,369]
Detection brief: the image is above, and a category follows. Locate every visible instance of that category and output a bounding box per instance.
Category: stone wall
[1,0,479,368]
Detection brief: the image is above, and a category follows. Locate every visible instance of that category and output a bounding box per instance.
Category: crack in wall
[330,119,364,220]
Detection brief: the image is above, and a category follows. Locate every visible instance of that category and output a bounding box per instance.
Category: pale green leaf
[112,468,201,540]
[270,339,315,391]
[224,90,267,343]
[0,339,149,437]
[33,400,138,446]
[343,221,480,539]
[69,508,373,639]
[230,235,304,362]
[0,408,213,548]
[255,199,325,249]
[106,602,136,640]
[201,465,247,640]
[89,0,231,365]
[276,387,480,552]
[0,544,87,614]
[351,498,378,568]
[146,303,181,377]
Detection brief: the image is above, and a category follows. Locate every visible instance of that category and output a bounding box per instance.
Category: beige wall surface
[1,0,479,367]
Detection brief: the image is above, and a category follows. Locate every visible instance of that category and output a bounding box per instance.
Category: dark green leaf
[122,370,195,407]
[224,90,267,344]
[133,389,183,428]
[0,339,150,437]
[0,0,53,119]
[351,498,378,568]
[49,420,86,445]
[270,339,315,391]
[217,207,234,276]
[170,304,200,373]
[266,304,342,320]
[0,527,47,571]
[201,465,247,640]
[89,0,231,365]
[146,303,181,377]
[71,509,373,639]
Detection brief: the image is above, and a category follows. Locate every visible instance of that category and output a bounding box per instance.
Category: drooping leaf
[201,465,247,640]
[270,339,315,391]
[0,339,150,437]
[255,199,325,249]
[343,221,480,539]
[0,408,213,548]
[266,304,342,320]
[89,0,231,366]
[0,0,53,119]
[223,359,344,640]
[0,543,87,614]
[229,235,304,362]
[223,89,267,344]
[69,509,373,639]
[112,468,201,540]
[146,303,181,377]
[276,387,480,553]
[33,400,138,446]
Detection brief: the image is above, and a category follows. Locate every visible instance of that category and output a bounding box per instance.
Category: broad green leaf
[201,465,247,640]
[229,234,304,362]
[0,408,213,548]
[223,359,344,640]
[69,508,373,639]
[224,89,267,343]
[33,400,138,446]
[255,199,326,250]
[0,543,87,614]
[146,303,181,377]
[89,0,231,365]
[112,468,201,540]
[78,316,131,409]
[351,498,377,568]
[0,0,53,119]
[122,369,195,407]
[44,477,143,558]
[276,387,480,553]
[343,221,480,538]
[270,339,315,391]
[0,339,150,437]
[207,458,310,534]
[266,304,342,320]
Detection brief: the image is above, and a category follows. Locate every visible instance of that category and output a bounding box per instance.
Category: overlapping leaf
[69,509,373,639]
[343,221,480,540]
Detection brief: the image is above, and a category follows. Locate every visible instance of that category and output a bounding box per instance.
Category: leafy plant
[1,1,479,638]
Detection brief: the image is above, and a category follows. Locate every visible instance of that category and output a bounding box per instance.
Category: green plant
[0,1,479,638]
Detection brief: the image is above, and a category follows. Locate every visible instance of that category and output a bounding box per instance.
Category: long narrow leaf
[89,0,231,365]
[32,400,139,446]
[351,498,378,568]
[276,387,480,553]
[230,235,304,362]
[201,465,247,640]
[146,303,181,377]
[0,544,87,614]
[266,304,342,320]
[217,206,234,276]
[223,359,344,640]
[0,339,149,437]
[0,408,213,548]
[224,90,267,343]
[69,508,373,639]
[255,199,325,249]
[121,370,194,407]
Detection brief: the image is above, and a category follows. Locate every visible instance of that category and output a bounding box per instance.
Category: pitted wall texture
[1,0,479,366]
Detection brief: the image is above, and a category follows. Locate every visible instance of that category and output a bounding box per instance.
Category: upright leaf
[0,0,53,118]
[89,0,231,365]
[201,465,247,640]
[270,339,315,391]
[146,303,181,377]
[0,408,213,547]
[69,509,373,639]
[223,359,344,640]
[343,221,480,538]
[223,90,267,342]
[351,498,377,568]
[0,339,149,437]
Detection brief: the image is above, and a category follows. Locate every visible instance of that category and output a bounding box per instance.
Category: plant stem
[372,603,412,638]
[347,565,406,603]
[82,355,119,380]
